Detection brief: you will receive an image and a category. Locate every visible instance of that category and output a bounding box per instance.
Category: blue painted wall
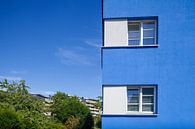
[102,0,195,129]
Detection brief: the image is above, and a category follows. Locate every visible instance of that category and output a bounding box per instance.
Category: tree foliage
[93,96,102,129]
[0,80,63,129]
[0,107,22,129]
[0,80,94,129]
[52,92,94,129]
[64,116,80,129]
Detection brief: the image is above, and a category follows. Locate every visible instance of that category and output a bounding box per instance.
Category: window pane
[143,38,155,45]
[129,40,140,45]
[128,97,139,103]
[128,105,139,111]
[143,21,155,29]
[128,22,140,46]
[143,30,155,38]
[128,89,139,97]
[142,88,154,95]
[128,31,140,38]
[128,23,140,31]
[128,89,139,103]
[143,96,154,103]
[142,105,154,112]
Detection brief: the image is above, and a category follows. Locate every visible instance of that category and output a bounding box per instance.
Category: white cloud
[85,39,101,48]
[56,48,92,65]
[10,70,27,74]
[43,91,56,95]
[0,76,22,81]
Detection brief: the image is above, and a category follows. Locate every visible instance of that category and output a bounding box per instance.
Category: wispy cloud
[84,39,101,48]
[10,70,27,74]
[0,76,22,81]
[43,91,56,95]
[56,48,92,66]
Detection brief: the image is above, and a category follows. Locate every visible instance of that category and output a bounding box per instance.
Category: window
[128,20,157,46]
[127,86,156,114]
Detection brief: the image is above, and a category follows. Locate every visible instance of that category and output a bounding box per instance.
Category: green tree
[0,80,94,129]
[64,116,80,129]
[0,79,9,89]
[0,80,63,129]
[93,96,102,129]
[94,116,101,129]
[52,92,94,129]
[94,96,102,111]
[0,106,23,129]
[18,80,29,95]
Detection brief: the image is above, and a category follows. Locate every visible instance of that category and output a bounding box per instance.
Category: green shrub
[64,116,80,129]
[0,108,22,129]
[52,92,94,129]
[94,116,101,128]
[0,80,94,129]
[42,118,64,129]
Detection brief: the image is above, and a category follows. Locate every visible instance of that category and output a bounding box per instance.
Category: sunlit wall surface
[102,0,195,129]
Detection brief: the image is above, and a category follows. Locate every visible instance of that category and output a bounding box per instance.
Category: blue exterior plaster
[102,0,195,128]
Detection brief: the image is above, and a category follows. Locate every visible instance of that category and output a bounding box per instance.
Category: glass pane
[143,38,155,45]
[143,96,154,103]
[142,105,154,112]
[129,40,140,45]
[142,88,154,95]
[127,89,139,97]
[128,31,140,38]
[128,22,140,46]
[128,23,140,31]
[143,30,155,37]
[128,96,139,103]
[128,89,139,104]
[143,21,155,29]
[128,105,139,111]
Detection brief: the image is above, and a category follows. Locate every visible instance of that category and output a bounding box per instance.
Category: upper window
[127,86,156,114]
[128,20,157,46]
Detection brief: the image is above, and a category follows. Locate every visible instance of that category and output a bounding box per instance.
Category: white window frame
[128,20,157,46]
[127,86,156,114]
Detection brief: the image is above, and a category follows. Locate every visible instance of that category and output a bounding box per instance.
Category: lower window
[127,86,156,114]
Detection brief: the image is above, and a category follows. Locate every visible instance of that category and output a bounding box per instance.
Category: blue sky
[0,0,102,98]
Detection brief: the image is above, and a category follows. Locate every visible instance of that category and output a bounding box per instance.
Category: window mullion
[140,22,143,46]
[139,87,142,112]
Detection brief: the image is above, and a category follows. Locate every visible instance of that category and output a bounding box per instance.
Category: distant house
[31,93,101,117]
[31,94,53,104]
[30,94,53,116]
[80,97,101,117]
[31,94,48,100]
[101,0,195,129]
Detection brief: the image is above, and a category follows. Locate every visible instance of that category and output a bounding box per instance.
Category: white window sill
[101,113,158,117]
[102,44,159,48]
[126,112,157,116]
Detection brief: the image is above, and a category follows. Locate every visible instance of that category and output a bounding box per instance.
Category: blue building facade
[101,0,195,129]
